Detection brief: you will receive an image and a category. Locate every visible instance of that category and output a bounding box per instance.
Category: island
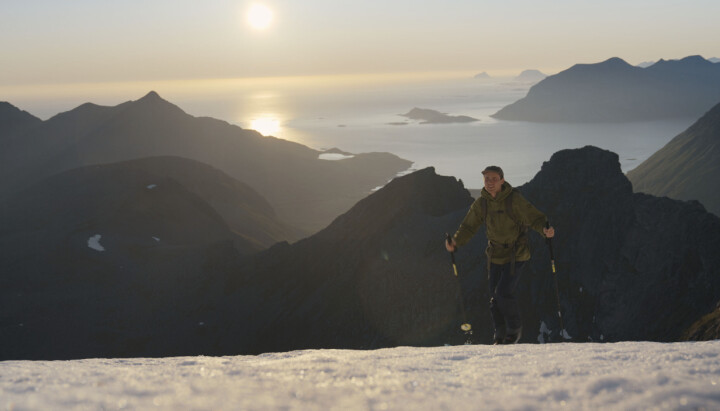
[399,108,479,124]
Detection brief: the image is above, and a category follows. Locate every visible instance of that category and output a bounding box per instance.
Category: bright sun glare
[250,116,281,136]
[247,4,273,30]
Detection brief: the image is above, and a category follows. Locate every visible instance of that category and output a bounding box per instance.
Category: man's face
[484,172,504,196]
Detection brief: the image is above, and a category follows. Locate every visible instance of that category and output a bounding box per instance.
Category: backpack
[479,188,528,242]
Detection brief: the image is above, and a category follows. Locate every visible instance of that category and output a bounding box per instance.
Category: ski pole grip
[545,221,556,267]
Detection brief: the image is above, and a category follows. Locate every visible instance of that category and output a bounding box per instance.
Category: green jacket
[453,182,547,264]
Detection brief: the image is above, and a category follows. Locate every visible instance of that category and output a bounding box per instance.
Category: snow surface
[87,234,105,252]
[2,341,720,410]
[319,153,355,161]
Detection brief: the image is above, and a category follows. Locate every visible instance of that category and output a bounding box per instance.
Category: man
[446,166,555,344]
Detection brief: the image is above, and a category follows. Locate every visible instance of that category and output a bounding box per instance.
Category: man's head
[482,165,505,197]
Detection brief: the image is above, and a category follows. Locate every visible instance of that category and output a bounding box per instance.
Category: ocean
[4,73,694,189]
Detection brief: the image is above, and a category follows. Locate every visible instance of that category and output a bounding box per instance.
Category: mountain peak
[125,91,186,117]
[598,57,633,68]
[139,91,162,101]
[0,101,42,138]
[527,146,632,197]
[322,167,472,238]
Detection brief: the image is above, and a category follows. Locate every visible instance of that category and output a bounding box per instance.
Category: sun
[247,4,273,30]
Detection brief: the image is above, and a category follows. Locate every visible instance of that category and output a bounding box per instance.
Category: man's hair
[482,165,504,179]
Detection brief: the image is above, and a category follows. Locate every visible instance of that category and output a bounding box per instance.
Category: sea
[3,72,694,189]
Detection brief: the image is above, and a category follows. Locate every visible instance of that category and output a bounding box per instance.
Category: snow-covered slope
[2,341,719,410]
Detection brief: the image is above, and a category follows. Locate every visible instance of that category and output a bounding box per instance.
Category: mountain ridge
[492,56,720,122]
[627,101,720,216]
[0,92,412,233]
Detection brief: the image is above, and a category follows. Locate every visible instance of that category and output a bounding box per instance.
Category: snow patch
[147,184,157,189]
[87,235,105,252]
[152,237,160,242]
[319,153,355,161]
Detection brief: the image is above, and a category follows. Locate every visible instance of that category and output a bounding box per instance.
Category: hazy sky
[1,0,718,85]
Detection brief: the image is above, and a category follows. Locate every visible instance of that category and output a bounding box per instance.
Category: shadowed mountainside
[627,101,720,216]
[225,146,720,353]
[0,92,412,234]
[0,102,42,139]
[0,157,250,359]
[492,56,720,122]
[3,146,719,360]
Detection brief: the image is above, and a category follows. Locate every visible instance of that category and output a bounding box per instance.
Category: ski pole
[446,233,472,334]
[546,222,565,340]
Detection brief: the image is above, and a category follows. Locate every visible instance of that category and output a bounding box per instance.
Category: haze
[2,0,719,86]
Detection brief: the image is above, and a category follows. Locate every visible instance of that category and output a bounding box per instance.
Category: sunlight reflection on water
[2,73,695,188]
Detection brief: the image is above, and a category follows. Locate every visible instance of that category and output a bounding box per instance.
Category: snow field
[2,341,720,410]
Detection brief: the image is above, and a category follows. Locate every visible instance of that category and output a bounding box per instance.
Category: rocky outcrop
[627,101,720,216]
[492,56,720,122]
[682,304,720,341]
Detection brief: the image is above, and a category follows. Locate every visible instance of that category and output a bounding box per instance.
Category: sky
[2,341,720,409]
[2,0,719,86]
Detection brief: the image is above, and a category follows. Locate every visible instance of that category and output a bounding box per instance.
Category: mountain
[492,56,720,122]
[0,157,247,359]
[514,69,547,83]
[0,102,42,140]
[0,92,412,234]
[474,71,491,79]
[227,146,720,354]
[626,101,720,216]
[107,156,305,247]
[4,146,719,360]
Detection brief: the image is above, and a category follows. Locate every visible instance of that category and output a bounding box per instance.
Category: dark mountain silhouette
[4,146,719,360]
[0,158,246,359]
[400,108,478,124]
[226,146,720,353]
[93,156,304,248]
[0,102,42,140]
[0,92,411,234]
[626,101,720,216]
[492,56,720,122]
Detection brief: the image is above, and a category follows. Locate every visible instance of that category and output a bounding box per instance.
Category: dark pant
[488,261,525,338]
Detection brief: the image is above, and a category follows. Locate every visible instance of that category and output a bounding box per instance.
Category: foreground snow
[2,341,720,410]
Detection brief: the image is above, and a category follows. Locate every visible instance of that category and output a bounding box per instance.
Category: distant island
[514,69,547,83]
[399,108,479,124]
[492,55,720,123]
[474,72,491,79]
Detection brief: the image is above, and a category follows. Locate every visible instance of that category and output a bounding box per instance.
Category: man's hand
[543,226,555,238]
[445,237,457,252]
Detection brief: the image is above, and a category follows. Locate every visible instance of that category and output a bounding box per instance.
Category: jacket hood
[480,181,513,202]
